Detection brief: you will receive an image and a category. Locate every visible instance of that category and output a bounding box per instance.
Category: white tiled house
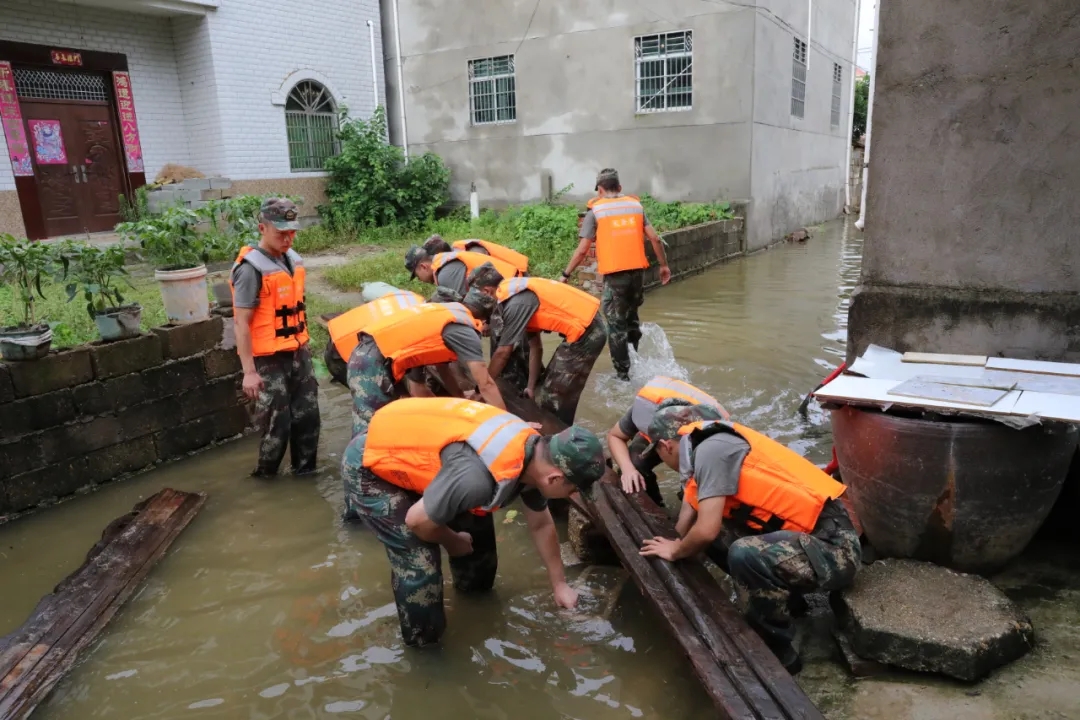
[0,0,384,239]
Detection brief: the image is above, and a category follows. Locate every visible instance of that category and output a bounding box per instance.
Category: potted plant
[0,233,55,361]
[64,243,142,342]
[117,205,210,324]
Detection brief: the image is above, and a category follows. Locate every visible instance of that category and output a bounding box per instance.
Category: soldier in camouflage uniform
[341,399,606,646]
[230,198,320,476]
[638,401,861,674]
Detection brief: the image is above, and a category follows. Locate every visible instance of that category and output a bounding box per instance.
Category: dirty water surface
[2,219,1077,719]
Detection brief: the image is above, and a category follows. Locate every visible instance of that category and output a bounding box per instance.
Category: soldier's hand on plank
[553,581,579,609]
[522,387,535,400]
[527,422,543,431]
[446,531,474,557]
[640,536,680,562]
[620,468,646,495]
[242,371,265,400]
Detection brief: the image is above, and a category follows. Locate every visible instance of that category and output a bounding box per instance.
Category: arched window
[285,80,340,171]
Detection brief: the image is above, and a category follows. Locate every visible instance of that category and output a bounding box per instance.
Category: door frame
[0,40,146,239]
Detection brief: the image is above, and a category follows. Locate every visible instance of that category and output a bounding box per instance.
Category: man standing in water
[560,169,671,381]
[342,397,606,646]
[230,198,321,477]
[638,402,861,673]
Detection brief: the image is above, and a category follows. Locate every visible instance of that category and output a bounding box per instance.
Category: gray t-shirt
[683,432,751,503]
[618,408,640,437]
[496,290,541,348]
[423,442,547,524]
[230,248,294,309]
[579,209,652,240]
[435,260,468,296]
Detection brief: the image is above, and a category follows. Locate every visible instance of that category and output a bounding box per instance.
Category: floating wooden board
[887,379,1011,407]
[986,357,1080,378]
[815,375,1024,416]
[902,352,988,366]
[0,488,206,720]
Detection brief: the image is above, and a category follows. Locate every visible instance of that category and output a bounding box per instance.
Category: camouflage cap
[548,426,606,494]
[641,401,728,455]
[468,261,505,290]
[595,168,619,190]
[462,286,496,320]
[427,286,463,304]
[404,246,430,279]
[259,197,301,230]
[422,234,452,255]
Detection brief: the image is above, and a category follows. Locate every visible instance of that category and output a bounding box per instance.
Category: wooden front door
[20,101,124,237]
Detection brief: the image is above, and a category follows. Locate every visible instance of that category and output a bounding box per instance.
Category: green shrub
[61,243,132,317]
[0,233,61,327]
[641,194,732,232]
[116,195,265,267]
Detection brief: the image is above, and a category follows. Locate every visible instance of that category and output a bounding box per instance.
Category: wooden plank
[815,376,1024,416]
[886,379,1011,407]
[982,370,1080,397]
[986,357,1080,377]
[0,489,206,720]
[902,352,987,366]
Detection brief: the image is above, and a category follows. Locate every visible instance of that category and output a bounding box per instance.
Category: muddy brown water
[0,221,862,718]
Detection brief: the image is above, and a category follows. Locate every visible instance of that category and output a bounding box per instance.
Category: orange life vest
[680,421,846,534]
[632,377,729,437]
[591,195,649,275]
[495,277,600,343]
[327,291,424,361]
[431,250,521,284]
[231,246,309,356]
[362,302,482,381]
[363,397,538,515]
[451,240,529,274]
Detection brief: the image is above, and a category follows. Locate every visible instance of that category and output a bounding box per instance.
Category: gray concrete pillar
[846,0,1080,363]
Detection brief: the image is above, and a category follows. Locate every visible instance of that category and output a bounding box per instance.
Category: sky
[856,0,876,73]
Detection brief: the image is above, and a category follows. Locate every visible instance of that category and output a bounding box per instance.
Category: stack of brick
[146,177,234,213]
[0,318,249,517]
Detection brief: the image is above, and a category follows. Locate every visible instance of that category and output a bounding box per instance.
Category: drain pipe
[806,0,812,72]
[855,0,880,231]
[365,21,380,114]
[843,0,861,212]
[391,0,409,159]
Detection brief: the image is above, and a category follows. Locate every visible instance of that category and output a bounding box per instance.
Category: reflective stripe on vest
[679,420,846,533]
[231,246,309,356]
[363,302,482,381]
[431,250,521,283]
[328,291,424,361]
[495,276,600,343]
[362,397,539,515]
[632,377,728,432]
[451,240,529,274]
[592,196,649,275]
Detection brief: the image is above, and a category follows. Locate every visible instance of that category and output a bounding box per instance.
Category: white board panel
[986,357,1080,377]
[815,376,1024,416]
[1011,392,1080,423]
[888,380,1011,407]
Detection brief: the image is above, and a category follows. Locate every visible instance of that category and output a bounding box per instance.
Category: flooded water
[0,220,863,719]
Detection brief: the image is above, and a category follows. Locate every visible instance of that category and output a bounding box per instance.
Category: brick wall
[0,318,249,519]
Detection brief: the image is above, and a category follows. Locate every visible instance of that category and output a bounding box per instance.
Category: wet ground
[2,219,1079,718]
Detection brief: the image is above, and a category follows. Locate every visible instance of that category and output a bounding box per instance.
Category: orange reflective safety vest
[231,246,309,356]
[431,250,522,284]
[495,277,600,343]
[363,397,539,515]
[632,376,729,437]
[680,421,846,534]
[362,302,482,381]
[451,240,529,274]
[327,291,424,361]
[591,195,649,275]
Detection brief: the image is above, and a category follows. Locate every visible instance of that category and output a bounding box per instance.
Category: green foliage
[0,233,62,327]
[59,242,132,318]
[320,107,451,230]
[640,194,732,232]
[119,185,151,223]
[853,74,870,142]
[507,203,581,278]
[323,248,430,296]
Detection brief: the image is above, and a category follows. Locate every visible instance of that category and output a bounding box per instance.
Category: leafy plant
[0,234,62,328]
[117,205,208,269]
[320,107,451,230]
[119,185,150,223]
[853,74,870,142]
[640,194,732,232]
[63,243,132,318]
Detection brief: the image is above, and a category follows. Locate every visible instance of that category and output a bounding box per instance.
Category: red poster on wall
[112,71,144,173]
[0,61,33,176]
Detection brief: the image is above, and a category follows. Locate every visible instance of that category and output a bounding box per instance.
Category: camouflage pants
[708,500,861,650]
[251,347,321,476]
[490,306,533,394]
[627,433,665,507]
[602,270,645,377]
[341,441,498,646]
[535,315,608,425]
[346,338,403,437]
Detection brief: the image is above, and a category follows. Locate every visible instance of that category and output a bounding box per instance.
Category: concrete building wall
[171,14,226,177]
[847,0,1080,362]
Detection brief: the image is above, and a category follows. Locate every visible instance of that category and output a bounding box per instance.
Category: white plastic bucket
[361,282,404,303]
[155,265,210,324]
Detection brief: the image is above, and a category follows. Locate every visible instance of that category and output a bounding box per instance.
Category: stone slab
[2,463,89,514]
[0,435,46,477]
[72,436,159,485]
[72,373,149,417]
[0,389,77,436]
[88,334,163,380]
[0,364,13,404]
[838,559,1035,681]
[177,377,241,424]
[7,349,94,398]
[202,348,241,379]
[152,317,222,360]
[140,357,206,400]
[119,397,183,440]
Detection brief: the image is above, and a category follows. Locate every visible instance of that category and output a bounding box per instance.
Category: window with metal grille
[285,80,339,172]
[468,55,516,125]
[14,68,108,102]
[791,38,808,118]
[635,31,693,113]
[831,63,843,127]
